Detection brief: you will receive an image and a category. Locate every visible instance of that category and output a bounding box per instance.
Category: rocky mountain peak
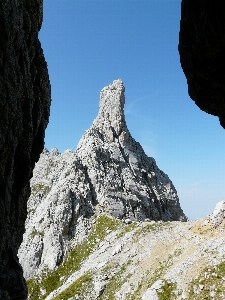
[19,79,187,279]
[76,79,187,222]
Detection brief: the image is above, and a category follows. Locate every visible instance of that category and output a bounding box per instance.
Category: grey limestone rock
[0,0,51,299]
[19,149,94,278]
[19,79,186,279]
[209,200,225,228]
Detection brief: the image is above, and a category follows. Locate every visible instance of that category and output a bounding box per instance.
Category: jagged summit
[19,80,187,278]
[76,79,187,221]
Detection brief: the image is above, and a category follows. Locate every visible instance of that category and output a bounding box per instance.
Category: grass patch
[116,222,137,239]
[52,272,92,300]
[27,215,121,299]
[188,261,225,299]
[127,281,142,300]
[31,184,51,197]
[134,222,170,237]
[30,230,44,238]
[28,208,36,214]
[99,260,132,299]
[173,248,183,257]
[157,281,177,300]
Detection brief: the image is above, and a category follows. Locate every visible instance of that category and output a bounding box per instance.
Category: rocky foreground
[23,206,225,299]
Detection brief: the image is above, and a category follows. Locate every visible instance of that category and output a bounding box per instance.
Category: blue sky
[40,0,225,221]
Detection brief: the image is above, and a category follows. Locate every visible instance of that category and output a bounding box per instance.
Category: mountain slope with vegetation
[26,211,225,299]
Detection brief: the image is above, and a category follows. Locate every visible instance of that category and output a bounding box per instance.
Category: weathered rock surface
[179,1,225,129]
[19,148,94,279]
[19,79,186,280]
[0,0,51,299]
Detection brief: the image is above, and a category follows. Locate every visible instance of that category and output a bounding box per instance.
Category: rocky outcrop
[206,200,225,228]
[0,1,51,299]
[179,1,225,129]
[19,79,186,280]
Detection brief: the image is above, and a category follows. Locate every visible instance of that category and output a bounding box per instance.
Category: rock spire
[94,78,126,137]
[76,79,187,221]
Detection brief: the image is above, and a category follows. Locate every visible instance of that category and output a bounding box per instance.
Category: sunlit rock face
[76,79,187,222]
[179,0,225,129]
[0,0,51,299]
[19,79,186,279]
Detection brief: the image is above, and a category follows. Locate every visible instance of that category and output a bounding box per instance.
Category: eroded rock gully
[0,1,51,299]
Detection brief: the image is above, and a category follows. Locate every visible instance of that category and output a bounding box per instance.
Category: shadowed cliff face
[179,1,225,129]
[0,0,51,299]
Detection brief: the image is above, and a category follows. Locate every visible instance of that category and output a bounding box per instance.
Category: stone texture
[19,149,94,278]
[179,1,225,129]
[19,79,186,279]
[0,0,51,299]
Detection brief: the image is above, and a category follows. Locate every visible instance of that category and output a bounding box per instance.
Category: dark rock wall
[0,0,51,299]
[179,1,225,129]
